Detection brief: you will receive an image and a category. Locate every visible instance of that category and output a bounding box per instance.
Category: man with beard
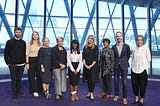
[4,28,26,100]
[112,31,130,105]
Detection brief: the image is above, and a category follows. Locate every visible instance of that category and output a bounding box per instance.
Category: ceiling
[99,0,160,8]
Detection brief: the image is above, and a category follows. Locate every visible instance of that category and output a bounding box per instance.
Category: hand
[41,68,45,72]
[85,65,90,69]
[60,64,65,70]
[26,64,29,70]
[74,70,78,75]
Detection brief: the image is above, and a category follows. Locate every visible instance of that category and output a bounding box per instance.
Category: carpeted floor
[0,75,160,106]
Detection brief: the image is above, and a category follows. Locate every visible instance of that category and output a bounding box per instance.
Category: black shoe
[138,102,144,106]
[131,99,139,104]
[12,94,17,100]
[18,92,25,97]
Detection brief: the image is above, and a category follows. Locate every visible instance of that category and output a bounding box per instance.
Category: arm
[4,41,10,65]
[89,46,98,68]
[76,52,83,72]
[146,47,151,63]
[26,43,30,70]
[67,51,75,72]
[110,49,114,73]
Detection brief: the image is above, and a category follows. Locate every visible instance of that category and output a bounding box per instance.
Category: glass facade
[0,0,160,75]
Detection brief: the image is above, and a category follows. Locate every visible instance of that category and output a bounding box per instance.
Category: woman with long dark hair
[67,40,83,101]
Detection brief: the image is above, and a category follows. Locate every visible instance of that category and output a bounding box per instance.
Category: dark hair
[102,38,110,44]
[70,40,80,54]
[116,31,122,36]
[14,27,22,32]
[56,37,64,42]
[136,35,144,41]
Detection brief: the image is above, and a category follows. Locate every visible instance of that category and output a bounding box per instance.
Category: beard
[15,34,21,38]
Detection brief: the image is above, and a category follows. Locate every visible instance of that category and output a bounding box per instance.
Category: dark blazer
[51,45,67,69]
[112,43,130,71]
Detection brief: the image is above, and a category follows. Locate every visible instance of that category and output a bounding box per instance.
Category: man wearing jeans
[4,28,26,100]
[112,31,130,105]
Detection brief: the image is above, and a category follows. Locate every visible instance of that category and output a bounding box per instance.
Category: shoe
[131,99,139,104]
[71,94,75,101]
[86,94,91,99]
[90,94,94,101]
[18,92,25,97]
[138,102,144,106]
[33,92,39,97]
[74,94,79,101]
[99,93,106,99]
[113,96,120,102]
[104,95,110,101]
[12,94,17,100]
[122,98,128,105]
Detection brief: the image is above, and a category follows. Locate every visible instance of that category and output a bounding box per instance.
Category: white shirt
[67,50,83,72]
[131,45,151,74]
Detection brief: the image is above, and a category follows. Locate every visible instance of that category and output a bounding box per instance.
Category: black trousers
[87,82,95,92]
[101,74,112,95]
[131,70,148,98]
[28,57,42,93]
[9,65,24,96]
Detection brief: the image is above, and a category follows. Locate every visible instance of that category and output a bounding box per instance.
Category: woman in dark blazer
[82,35,99,101]
[51,37,67,101]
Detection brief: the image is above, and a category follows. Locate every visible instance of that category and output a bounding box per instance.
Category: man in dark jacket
[4,27,26,100]
[112,31,130,105]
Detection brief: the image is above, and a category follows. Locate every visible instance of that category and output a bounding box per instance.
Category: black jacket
[51,45,67,69]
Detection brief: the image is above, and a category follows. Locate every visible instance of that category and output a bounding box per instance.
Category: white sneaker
[33,92,39,97]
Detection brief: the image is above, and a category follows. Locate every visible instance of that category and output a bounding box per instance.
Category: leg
[16,66,25,95]
[28,58,36,94]
[114,70,120,96]
[53,69,62,96]
[139,70,148,103]
[131,71,139,102]
[61,69,67,92]
[106,74,112,95]
[121,69,128,98]
[9,65,18,99]
[121,69,128,105]
[35,58,42,92]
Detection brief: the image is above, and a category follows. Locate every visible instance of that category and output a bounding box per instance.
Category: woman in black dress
[67,40,83,101]
[82,35,99,101]
[38,37,52,98]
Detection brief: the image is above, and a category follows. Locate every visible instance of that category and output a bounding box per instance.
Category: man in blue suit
[112,31,130,105]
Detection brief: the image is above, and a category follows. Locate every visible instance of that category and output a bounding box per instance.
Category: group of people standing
[4,28,151,106]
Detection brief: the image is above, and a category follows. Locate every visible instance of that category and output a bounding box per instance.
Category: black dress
[38,47,52,83]
[82,45,99,83]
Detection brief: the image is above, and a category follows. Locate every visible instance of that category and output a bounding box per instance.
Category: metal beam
[43,0,47,40]
[64,0,78,40]
[0,0,7,31]
[0,4,13,38]
[15,0,19,28]
[144,8,160,44]
[80,3,96,47]
[129,6,138,43]
[21,0,32,38]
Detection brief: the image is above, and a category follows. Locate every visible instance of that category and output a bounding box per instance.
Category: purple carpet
[0,75,160,106]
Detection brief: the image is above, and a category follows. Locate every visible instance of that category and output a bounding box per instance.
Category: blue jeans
[114,65,128,98]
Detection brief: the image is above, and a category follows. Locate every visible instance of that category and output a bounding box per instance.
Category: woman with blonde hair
[82,35,99,101]
[26,31,42,97]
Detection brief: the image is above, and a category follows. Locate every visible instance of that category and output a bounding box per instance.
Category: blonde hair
[85,35,95,49]
[30,31,41,46]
